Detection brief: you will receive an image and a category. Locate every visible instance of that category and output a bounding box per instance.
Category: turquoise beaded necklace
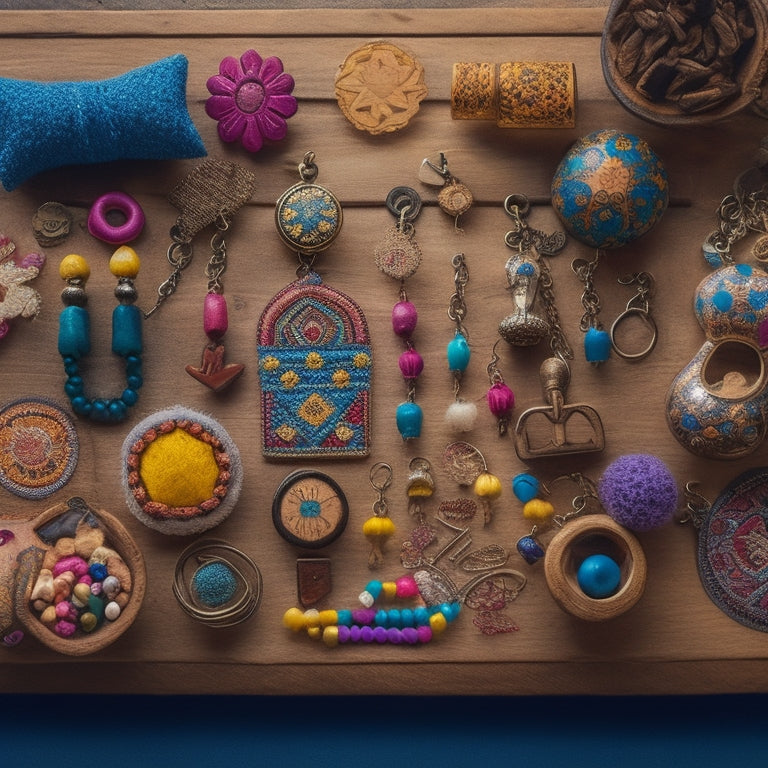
[58,248,143,424]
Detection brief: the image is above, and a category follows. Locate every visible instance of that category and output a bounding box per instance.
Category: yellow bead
[523,498,555,523]
[59,254,90,282]
[307,625,321,640]
[363,515,396,539]
[283,607,306,631]
[109,245,141,278]
[323,626,339,647]
[429,611,448,634]
[381,581,397,600]
[318,609,338,626]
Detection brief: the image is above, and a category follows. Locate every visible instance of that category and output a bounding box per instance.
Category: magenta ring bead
[87,192,145,245]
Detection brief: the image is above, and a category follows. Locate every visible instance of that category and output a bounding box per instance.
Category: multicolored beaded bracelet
[283,572,461,647]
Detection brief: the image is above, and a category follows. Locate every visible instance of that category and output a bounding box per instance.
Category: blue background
[2,694,765,766]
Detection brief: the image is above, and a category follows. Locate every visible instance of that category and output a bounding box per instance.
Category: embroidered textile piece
[0,398,79,499]
[697,468,768,632]
[257,271,371,458]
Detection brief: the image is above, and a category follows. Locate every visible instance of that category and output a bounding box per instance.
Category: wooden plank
[1,8,768,695]
[0,8,609,37]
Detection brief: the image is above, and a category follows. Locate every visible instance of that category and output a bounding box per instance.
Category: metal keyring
[609,306,658,360]
[385,186,422,222]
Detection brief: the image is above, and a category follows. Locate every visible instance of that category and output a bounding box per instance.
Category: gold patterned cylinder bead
[497,61,577,128]
[451,62,498,120]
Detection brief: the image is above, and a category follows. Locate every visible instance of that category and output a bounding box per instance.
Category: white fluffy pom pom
[445,400,478,432]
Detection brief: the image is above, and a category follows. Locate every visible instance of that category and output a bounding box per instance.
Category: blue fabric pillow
[0,54,206,191]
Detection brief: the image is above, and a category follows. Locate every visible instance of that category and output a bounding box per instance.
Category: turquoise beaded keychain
[58,248,143,423]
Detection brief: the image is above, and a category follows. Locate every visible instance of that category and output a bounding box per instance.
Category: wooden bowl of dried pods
[601,0,768,125]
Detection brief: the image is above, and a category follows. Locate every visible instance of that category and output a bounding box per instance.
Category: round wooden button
[544,514,647,621]
[272,470,349,549]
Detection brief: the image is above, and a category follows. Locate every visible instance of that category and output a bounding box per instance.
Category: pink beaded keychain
[374,187,425,440]
[184,214,246,391]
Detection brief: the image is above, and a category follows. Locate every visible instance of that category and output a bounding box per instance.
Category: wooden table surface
[2,7,768,696]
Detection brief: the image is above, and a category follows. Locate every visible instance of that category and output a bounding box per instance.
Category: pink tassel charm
[486,342,514,435]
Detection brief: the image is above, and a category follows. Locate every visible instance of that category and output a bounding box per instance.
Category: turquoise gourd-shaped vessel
[666,262,768,459]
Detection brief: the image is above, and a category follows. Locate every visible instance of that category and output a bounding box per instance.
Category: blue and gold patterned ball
[551,129,668,249]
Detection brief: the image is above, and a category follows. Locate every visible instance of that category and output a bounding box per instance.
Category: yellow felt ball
[474,471,502,500]
[283,607,306,631]
[323,626,339,647]
[318,609,338,626]
[523,498,555,523]
[109,245,141,278]
[381,581,397,600]
[59,253,90,282]
[140,428,219,507]
[363,515,396,540]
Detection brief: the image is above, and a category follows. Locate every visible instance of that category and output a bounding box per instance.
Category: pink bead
[203,292,229,340]
[395,574,419,599]
[398,348,424,379]
[77,574,93,586]
[87,191,145,245]
[416,625,432,643]
[392,301,418,338]
[487,381,515,417]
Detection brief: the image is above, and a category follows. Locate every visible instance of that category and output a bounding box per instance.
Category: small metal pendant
[275,151,343,256]
[438,179,473,219]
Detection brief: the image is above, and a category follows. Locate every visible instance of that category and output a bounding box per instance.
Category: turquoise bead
[447,332,471,372]
[365,580,383,600]
[121,388,139,406]
[70,396,91,416]
[64,376,84,398]
[112,304,143,356]
[577,554,621,599]
[396,401,422,440]
[414,606,429,625]
[388,608,402,628]
[512,473,540,503]
[374,609,388,627]
[108,399,127,422]
[400,608,414,628]
[584,327,611,363]
[337,609,353,626]
[58,306,91,358]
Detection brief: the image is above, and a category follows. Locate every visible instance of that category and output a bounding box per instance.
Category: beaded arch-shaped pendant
[257,271,372,458]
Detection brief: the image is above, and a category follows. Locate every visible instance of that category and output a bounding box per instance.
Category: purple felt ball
[598,454,677,532]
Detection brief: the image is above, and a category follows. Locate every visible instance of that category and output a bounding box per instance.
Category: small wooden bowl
[544,514,647,621]
[601,0,768,125]
[10,499,146,655]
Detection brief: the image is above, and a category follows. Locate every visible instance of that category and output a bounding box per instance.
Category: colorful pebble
[577,553,621,599]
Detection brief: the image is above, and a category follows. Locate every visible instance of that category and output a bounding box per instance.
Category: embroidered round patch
[697,467,768,632]
[0,397,79,499]
[272,469,349,549]
[121,406,242,535]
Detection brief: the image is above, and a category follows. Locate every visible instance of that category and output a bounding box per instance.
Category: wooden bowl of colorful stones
[601,0,768,125]
[9,496,146,655]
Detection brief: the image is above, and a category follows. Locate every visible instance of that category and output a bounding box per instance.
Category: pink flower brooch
[205,50,298,153]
